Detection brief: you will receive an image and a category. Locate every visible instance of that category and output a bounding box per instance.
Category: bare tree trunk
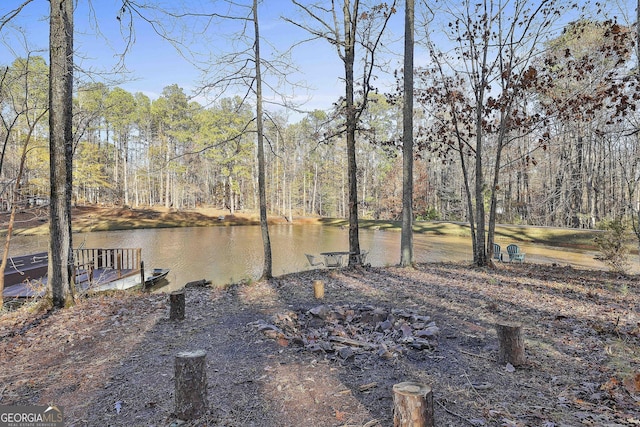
[312,163,318,214]
[344,0,361,266]
[48,0,75,308]
[254,0,272,279]
[571,135,584,228]
[227,175,235,214]
[165,145,171,208]
[400,0,415,267]
[123,137,129,206]
[472,13,491,267]
[634,0,640,262]
[288,0,394,261]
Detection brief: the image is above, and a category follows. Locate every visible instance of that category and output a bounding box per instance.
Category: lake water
[7,225,626,293]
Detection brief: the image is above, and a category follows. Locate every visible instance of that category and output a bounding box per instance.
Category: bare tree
[417,0,578,266]
[252,0,273,279]
[400,0,414,267]
[288,0,396,266]
[0,55,48,305]
[0,2,75,307]
[48,0,75,307]
[120,0,301,278]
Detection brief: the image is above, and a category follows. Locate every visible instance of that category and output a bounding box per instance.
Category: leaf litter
[0,262,638,426]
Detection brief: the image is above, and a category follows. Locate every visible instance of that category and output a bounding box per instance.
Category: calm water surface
[8,225,626,293]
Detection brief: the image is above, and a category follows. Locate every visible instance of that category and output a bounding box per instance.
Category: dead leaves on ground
[251,303,439,362]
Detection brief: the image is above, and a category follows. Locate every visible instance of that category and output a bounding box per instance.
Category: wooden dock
[3,248,144,299]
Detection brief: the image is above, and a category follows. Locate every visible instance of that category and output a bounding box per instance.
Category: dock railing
[73,248,142,285]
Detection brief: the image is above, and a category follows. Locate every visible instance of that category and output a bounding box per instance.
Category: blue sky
[0,1,406,119]
[6,0,629,119]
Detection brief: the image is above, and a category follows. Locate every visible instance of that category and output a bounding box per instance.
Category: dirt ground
[0,261,639,426]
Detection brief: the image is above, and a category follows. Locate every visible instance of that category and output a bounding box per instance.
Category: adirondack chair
[354,250,369,264]
[506,244,526,263]
[305,254,324,267]
[492,243,504,262]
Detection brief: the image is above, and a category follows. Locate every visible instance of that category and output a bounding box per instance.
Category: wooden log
[392,381,434,427]
[495,321,525,366]
[185,279,212,288]
[175,350,208,420]
[170,290,185,320]
[313,280,324,299]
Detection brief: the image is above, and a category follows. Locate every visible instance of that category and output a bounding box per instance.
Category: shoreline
[2,204,606,250]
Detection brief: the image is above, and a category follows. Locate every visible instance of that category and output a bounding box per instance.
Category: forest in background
[2,1,640,231]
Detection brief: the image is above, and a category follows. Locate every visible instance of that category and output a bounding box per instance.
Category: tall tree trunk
[165,154,171,208]
[400,0,415,267]
[571,135,584,228]
[227,175,235,214]
[254,0,272,279]
[48,0,75,308]
[313,163,318,214]
[633,0,640,261]
[471,12,492,267]
[344,0,361,266]
[124,136,129,206]
[474,102,486,265]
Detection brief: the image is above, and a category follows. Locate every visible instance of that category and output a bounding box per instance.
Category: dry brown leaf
[623,373,640,394]
[276,337,289,347]
[600,377,619,391]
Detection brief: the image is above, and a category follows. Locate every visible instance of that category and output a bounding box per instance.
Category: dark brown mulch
[0,262,639,426]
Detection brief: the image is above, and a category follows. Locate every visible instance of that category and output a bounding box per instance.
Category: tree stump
[392,381,434,427]
[495,321,525,366]
[313,280,324,299]
[175,350,207,420]
[169,290,185,320]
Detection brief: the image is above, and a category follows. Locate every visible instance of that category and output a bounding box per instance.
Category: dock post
[140,261,145,288]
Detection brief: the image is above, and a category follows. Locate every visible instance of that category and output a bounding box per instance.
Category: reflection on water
[8,225,633,293]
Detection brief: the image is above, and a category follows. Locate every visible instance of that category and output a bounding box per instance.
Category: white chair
[305,254,324,267]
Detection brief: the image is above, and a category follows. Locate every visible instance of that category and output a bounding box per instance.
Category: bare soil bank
[3,205,316,236]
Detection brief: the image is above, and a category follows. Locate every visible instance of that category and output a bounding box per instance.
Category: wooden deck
[3,248,143,299]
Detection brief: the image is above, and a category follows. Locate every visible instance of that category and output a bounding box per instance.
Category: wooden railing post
[117,251,122,277]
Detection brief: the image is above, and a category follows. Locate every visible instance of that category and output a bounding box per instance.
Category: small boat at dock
[144,268,169,287]
[4,252,48,287]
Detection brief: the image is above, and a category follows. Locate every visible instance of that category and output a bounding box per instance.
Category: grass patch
[321,218,603,249]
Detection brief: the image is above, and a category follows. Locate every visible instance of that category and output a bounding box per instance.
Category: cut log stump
[170,290,185,320]
[175,350,207,420]
[392,381,434,427]
[495,321,525,366]
[313,280,324,299]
